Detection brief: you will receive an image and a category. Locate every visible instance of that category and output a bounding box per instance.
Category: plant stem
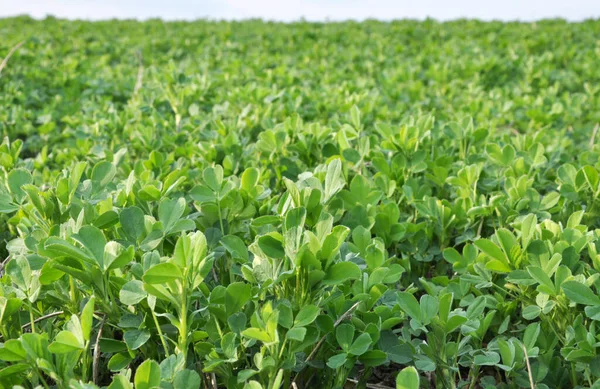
[467,366,479,389]
[571,363,578,387]
[34,367,50,389]
[278,338,287,359]
[0,40,25,75]
[93,315,107,384]
[70,275,78,311]
[28,300,36,333]
[151,309,170,357]
[290,300,361,388]
[178,279,189,364]
[217,199,225,234]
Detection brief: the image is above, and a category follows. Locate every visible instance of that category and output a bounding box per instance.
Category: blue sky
[2,0,600,21]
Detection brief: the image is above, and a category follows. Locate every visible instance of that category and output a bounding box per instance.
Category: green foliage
[1,15,600,389]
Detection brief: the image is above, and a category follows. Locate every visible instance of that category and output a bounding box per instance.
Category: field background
[1,16,600,389]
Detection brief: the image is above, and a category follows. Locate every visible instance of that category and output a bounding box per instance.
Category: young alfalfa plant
[2,17,600,389]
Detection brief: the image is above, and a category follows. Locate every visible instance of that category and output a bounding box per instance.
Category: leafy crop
[1,15,600,389]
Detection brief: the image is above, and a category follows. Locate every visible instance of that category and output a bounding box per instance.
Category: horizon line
[2,13,600,24]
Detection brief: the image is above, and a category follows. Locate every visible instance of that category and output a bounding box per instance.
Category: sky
[2,0,600,22]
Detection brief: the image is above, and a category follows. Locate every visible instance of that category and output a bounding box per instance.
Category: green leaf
[396,366,419,389]
[474,351,501,366]
[336,323,355,352]
[91,161,116,188]
[73,225,107,269]
[108,375,133,389]
[562,281,600,306]
[583,165,599,191]
[120,207,146,242]
[585,305,600,321]
[173,231,207,270]
[359,350,388,367]
[106,244,135,271]
[466,296,486,319]
[81,296,95,342]
[241,328,272,343]
[203,165,224,193]
[442,248,462,264]
[6,256,31,291]
[49,331,84,354]
[326,352,348,369]
[397,292,422,322]
[99,339,128,353]
[520,214,536,249]
[7,169,32,203]
[567,210,584,228]
[284,207,306,231]
[139,230,165,252]
[190,184,216,203]
[286,327,307,342]
[419,294,439,323]
[120,280,147,305]
[241,168,260,192]
[228,312,247,334]
[320,225,350,263]
[324,159,345,202]
[523,322,540,351]
[44,237,95,266]
[257,235,285,259]
[134,359,161,389]
[0,363,29,378]
[323,262,361,285]
[159,197,186,232]
[365,244,385,270]
[0,297,22,323]
[445,315,468,333]
[527,266,556,295]
[485,259,512,273]
[0,193,18,213]
[124,329,151,350]
[225,282,252,315]
[522,305,542,320]
[0,340,27,361]
[540,192,560,210]
[173,369,201,389]
[143,262,183,284]
[348,333,372,356]
[221,235,249,262]
[294,305,320,327]
[475,238,509,266]
[350,105,361,129]
[244,381,263,389]
[139,185,161,201]
[108,353,133,372]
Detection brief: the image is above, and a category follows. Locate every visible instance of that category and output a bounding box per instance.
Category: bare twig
[291,383,299,389]
[195,361,211,389]
[0,40,25,75]
[93,315,107,385]
[0,310,65,341]
[290,301,361,388]
[22,310,64,329]
[0,255,10,276]
[334,301,361,326]
[522,344,535,389]
[346,378,394,389]
[211,373,218,389]
[590,123,599,149]
[133,51,144,96]
[477,218,484,237]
